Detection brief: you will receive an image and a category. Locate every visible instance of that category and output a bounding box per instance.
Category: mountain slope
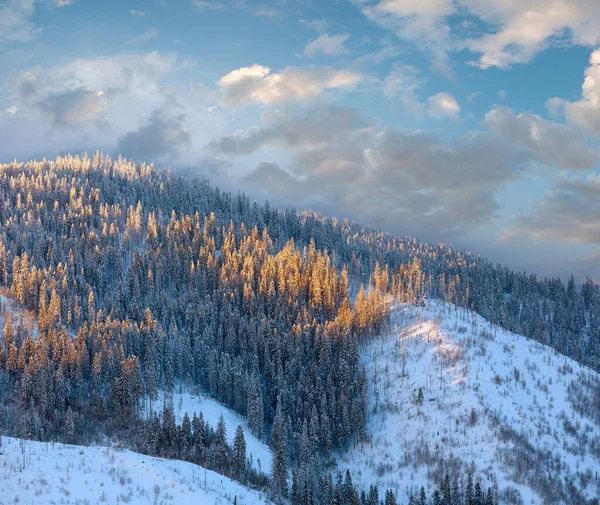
[334,299,600,505]
[0,436,272,505]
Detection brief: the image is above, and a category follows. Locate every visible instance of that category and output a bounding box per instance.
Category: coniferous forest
[1,154,600,504]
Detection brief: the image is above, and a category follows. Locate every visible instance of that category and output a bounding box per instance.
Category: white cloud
[503,174,600,244]
[0,0,39,43]
[37,88,109,127]
[462,0,600,69]
[547,48,600,136]
[7,52,179,127]
[209,105,372,154]
[360,0,455,63]
[209,99,600,240]
[218,64,270,86]
[484,106,598,172]
[375,0,454,17]
[497,89,507,99]
[130,9,145,16]
[211,104,528,237]
[0,50,228,168]
[0,0,76,45]
[355,0,600,69]
[218,64,363,107]
[4,106,19,116]
[382,64,426,119]
[301,33,350,57]
[427,92,460,119]
[117,98,191,162]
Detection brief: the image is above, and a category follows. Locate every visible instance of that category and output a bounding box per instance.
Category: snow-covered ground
[148,390,273,474]
[0,293,38,338]
[334,299,600,505]
[0,436,272,505]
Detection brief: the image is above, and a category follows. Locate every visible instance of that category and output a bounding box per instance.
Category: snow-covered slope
[149,390,273,474]
[0,436,272,505]
[335,300,600,505]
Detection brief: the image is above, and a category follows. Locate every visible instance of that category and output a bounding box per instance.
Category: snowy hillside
[335,300,600,505]
[149,390,273,473]
[0,436,272,505]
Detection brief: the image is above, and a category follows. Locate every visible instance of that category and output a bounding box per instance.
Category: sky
[2,0,600,281]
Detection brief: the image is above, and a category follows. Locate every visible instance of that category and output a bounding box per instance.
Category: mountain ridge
[0,154,599,505]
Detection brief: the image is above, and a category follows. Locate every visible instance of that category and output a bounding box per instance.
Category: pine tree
[451,475,461,505]
[271,446,288,497]
[233,425,247,479]
[368,485,379,505]
[180,413,192,459]
[485,488,494,505]
[442,474,451,505]
[291,471,300,505]
[419,486,427,505]
[246,373,264,439]
[212,414,229,475]
[299,418,311,467]
[474,481,482,505]
[65,407,75,444]
[466,474,473,505]
[271,398,287,496]
[384,490,396,505]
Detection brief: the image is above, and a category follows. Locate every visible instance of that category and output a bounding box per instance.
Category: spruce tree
[233,425,247,479]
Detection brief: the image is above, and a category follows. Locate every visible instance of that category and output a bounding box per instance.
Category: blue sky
[3,0,600,281]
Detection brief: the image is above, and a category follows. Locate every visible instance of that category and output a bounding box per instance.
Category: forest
[1,153,599,504]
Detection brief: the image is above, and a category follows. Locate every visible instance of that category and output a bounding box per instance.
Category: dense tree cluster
[288,471,498,505]
[136,402,268,488]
